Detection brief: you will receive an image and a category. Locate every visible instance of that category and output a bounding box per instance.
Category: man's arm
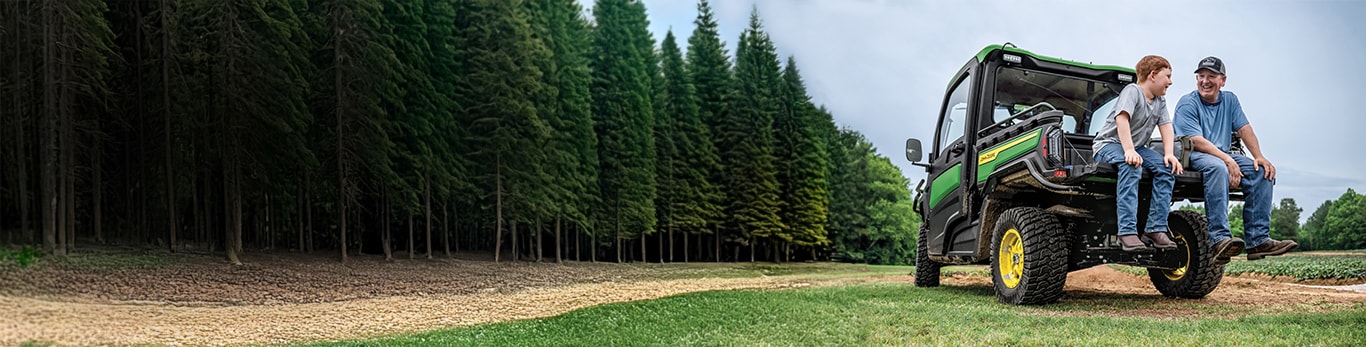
[1188,135,1243,188]
[1237,124,1275,180]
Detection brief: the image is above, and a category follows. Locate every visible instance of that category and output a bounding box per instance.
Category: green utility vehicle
[906,44,1237,305]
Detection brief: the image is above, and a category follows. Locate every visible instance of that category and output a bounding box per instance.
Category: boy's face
[1150,67,1173,97]
[1195,70,1226,100]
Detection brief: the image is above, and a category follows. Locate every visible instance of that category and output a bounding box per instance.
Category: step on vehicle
[906,44,1241,305]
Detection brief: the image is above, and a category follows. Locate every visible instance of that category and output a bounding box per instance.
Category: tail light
[1042,128,1065,166]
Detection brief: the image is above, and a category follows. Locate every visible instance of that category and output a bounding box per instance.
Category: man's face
[1151,68,1173,97]
[1196,69,1226,100]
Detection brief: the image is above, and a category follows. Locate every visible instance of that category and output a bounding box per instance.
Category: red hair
[1136,55,1171,83]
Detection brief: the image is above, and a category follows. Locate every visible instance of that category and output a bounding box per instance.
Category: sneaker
[1246,239,1297,260]
[1211,238,1245,265]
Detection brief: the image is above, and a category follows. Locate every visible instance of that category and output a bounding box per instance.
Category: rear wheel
[991,207,1068,305]
[1149,210,1223,298]
[915,224,941,287]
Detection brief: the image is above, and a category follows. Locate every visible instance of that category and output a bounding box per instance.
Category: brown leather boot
[1246,239,1297,260]
[1142,232,1178,250]
[1211,238,1246,265]
[1118,235,1152,252]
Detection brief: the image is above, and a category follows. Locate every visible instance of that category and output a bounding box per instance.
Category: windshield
[992,67,1122,136]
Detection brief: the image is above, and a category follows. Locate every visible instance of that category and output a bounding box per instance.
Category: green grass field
[297,268,1366,347]
[297,284,1365,347]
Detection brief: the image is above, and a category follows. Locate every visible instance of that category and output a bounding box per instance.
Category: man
[1174,56,1296,264]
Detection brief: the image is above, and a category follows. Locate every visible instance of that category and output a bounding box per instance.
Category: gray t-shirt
[1092,83,1170,153]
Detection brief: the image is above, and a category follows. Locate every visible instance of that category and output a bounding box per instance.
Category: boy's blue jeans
[1188,151,1274,248]
[1094,143,1176,236]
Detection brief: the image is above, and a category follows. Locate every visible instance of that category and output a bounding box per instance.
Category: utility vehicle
[906,44,1236,305]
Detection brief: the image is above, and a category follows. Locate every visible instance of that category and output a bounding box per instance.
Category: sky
[624,0,1365,220]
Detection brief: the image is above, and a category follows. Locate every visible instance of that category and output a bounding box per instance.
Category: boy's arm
[1237,124,1275,180]
[1159,123,1183,174]
[1115,112,1142,166]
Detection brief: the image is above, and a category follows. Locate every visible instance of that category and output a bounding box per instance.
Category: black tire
[991,207,1068,305]
[914,224,941,287]
[1148,210,1224,298]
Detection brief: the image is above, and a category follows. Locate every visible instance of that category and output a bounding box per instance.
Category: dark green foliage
[0,246,42,267]
[454,0,551,229]
[657,30,721,241]
[1,0,919,265]
[775,57,830,249]
[720,9,784,243]
[1270,198,1301,242]
[826,129,919,264]
[1322,189,1366,250]
[1302,200,1333,250]
[1229,203,1245,239]
[591,0,658,245]
[525,0,599,231]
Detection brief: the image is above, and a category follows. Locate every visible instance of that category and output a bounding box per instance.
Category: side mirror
[905,138,924,164]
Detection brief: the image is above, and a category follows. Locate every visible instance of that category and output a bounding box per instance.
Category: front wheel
[1148,210,1224,298]
[915,224,941,287]
[991,207,1068,305]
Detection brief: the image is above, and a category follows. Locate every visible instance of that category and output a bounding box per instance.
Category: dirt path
[1,276,838,346]
[3,250,1365,346]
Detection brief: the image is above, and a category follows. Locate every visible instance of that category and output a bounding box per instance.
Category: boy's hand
[1124,149,1142,167]
[1164,154,1184,175]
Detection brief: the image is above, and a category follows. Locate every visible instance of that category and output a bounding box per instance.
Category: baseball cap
[1194,56,1225,75]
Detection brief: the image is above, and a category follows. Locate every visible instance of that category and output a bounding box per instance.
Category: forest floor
[2,247,1365,346]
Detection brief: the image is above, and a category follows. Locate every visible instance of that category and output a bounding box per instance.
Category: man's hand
[1225,158,1243,188]
[1124,149,1142,167]
[1254,157,1276,180]
[1164,154,1184,175]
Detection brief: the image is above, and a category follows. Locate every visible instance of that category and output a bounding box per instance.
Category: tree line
[1178,187,1366,251]
[0,0,921,265]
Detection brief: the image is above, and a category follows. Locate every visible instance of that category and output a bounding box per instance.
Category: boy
[1092,55,1184,252]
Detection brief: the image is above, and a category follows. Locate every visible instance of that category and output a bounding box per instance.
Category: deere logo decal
[978,131,1039,165]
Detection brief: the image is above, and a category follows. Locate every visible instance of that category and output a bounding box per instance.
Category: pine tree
[319,0,402,263]
[721,8,784,260]
[657,30,717,262]
[774,57,830,258]
[525,0,598,262]
[591,0,657,262]
[685,0,731,260]
[1302,200,1333,250]
[827,128,875,261]
[454,0,550,262]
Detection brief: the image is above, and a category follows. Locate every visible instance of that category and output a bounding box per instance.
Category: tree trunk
[443,201,451,257]
[494,154,503,262]
[535,219,543,262]
[163,0,175,252]
[41,0,57,255]
[511,219,518,262]
[305,186,312,253]
[555,218,562,263]
[715,230,721,263]
[297,186,304,252]
[382,188,392,261]
[641,235,646,263]
[408,212,414,260]
[669,225,674,262]
[93,133,102,244]
[334,8,347,264]
[424,175,432,259]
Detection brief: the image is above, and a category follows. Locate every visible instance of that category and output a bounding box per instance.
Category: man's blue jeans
[1094,143,1176,236]
[1188,151,1274,248]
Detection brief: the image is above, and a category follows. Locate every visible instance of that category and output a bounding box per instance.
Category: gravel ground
[3,249,1364,346]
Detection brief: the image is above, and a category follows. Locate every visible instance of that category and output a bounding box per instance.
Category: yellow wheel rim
[999,228,1024,289]
[1163,234,1189,281]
